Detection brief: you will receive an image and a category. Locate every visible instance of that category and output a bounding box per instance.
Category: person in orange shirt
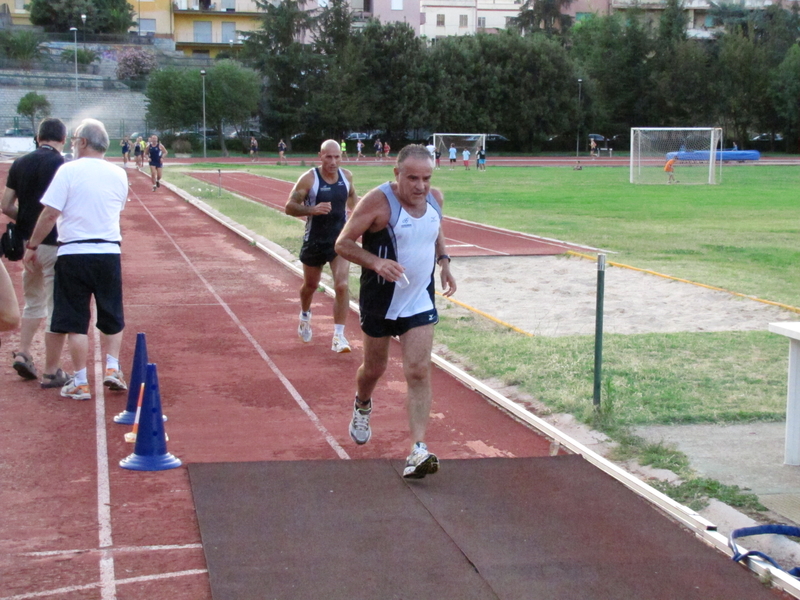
[664,157,677,183]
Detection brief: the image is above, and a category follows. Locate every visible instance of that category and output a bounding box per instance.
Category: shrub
[171,138,192,154]
[115,47,158,81]
[61,47,98,66]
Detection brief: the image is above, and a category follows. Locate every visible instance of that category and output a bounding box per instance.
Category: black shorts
[360,307,438,338]
[299,240,337,268]
[149,160,162,168]
[50,254,125,336]
[449,158,456,163]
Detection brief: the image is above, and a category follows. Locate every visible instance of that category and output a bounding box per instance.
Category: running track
[188,170,603,257]
[0,164,792,599]
[0,166,557,599]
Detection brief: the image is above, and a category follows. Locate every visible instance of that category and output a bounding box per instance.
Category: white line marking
[0,570,207,600]
[92,322,116,599]
[132,190,350,460]
[22,543,203,557]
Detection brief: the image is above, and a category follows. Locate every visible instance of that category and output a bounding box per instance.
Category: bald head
[320,139,340,153]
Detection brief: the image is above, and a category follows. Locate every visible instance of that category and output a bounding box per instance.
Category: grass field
[165,162,798,430]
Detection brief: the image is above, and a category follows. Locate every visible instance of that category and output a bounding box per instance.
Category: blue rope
[729,525,800,577]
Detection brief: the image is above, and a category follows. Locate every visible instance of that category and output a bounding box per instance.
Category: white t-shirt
[448,147,457,160]
[426,144,436,157]
[462,149,471,160]
[41,157,128,255]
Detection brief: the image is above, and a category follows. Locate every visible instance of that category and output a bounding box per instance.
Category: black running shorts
[50,254,125,336]
[360,307,438,338]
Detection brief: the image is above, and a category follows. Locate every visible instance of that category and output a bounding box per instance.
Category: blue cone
[114,332,166,424]
[120,363,181,471]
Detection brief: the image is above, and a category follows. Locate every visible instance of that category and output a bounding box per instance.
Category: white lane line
[92,322,116,600]
[0,569,208,600]
[22,543,203,557]
[132,190,350,460]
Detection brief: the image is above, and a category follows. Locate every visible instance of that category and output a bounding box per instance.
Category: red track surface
[189,170,599,256]
[0,166,556,599]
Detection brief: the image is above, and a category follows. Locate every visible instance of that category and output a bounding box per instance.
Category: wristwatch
[437,254,451,264]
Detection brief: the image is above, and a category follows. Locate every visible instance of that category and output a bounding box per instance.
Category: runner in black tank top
[285,139,358,353]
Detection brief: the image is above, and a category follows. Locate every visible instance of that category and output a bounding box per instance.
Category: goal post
[630,127,724,185]
[433,133,487,162]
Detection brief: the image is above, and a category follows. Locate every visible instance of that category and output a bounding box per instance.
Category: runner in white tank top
[335,144,456,479]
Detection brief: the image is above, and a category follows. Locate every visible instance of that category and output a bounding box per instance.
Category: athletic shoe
[12,351,37,380]
[103,369,128,391]
[298,319,312,343]
[61,379,91,401]
[156,180,160,188]
[349,399,372,445]
[332,333,351,353]
[152,184,157,192]
[403,442,439,479]
[41,368,70,389]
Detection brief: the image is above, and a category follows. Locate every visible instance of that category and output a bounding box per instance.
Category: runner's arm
[284,171,331,217]
[0,260,20,332]
[335,190,403,282]
[432,189,456,297]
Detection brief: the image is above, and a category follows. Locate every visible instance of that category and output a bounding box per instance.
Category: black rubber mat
[189,456,781,600]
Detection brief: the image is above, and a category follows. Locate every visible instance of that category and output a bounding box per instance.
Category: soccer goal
[630,127,724,185]
[433,133,487,161]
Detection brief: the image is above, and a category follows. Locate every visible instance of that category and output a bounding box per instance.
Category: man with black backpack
[1,117,68,388]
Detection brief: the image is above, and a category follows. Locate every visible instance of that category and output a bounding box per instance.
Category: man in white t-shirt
[23,118,129,401]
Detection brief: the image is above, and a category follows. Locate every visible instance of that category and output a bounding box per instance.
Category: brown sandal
[12,351,38,380]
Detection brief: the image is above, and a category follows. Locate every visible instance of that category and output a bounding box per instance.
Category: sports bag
[0,222,25,261]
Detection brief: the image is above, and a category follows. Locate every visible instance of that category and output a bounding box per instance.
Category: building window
[391,0,402,10]
[420,12,426,24]
[436,13,445,26]
[477,16,486,28]
[704,14,716,27]
[221,0,235,8]
[14,0,25,9]
[139,18,156,34]
[193,21,213,43]
[575,12,592,21]
[221,21,237,43]
[459,14,468,27]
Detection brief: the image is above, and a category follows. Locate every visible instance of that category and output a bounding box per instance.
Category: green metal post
[593,254,606,407]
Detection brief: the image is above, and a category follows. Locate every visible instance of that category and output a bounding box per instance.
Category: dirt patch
[447,254,796,337]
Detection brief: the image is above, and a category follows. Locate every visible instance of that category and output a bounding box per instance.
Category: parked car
[345,132,369,141]
[227,129,262,140]
[486,134,509,142]
[4,127,34,137]
[751,133,783,142]
[588,133,606,144]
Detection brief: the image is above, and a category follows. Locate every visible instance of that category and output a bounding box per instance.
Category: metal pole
[200,69,207,159]
[593,253,606,407]
[70,27,78,100]
[576,78,582,158]
[81,14,86,50]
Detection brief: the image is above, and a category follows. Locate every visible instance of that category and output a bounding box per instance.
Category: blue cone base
[114,410,167,425]
[119,452,182,471]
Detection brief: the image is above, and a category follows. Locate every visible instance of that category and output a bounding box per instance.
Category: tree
[658,0,687,47]
[16,92,51,133]
[514,0,574,36]
[145,61,261,156]
[770,44,800,152]
[242,0,316,140]
[28,0,135,34]
[0,30,45,63]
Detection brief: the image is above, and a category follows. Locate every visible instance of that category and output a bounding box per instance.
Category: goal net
[630,127,723,185]
[432,133,486,162]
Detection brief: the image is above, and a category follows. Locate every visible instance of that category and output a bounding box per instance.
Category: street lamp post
[81,14,86,50]
[576,78,582,158]
[70,27,78,98]
[200,69,207,159]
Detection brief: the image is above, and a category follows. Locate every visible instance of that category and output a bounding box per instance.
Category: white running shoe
[298,319,312,343]
[349,399,372,445]
[332,333,351,353]
[403,442,439,479]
